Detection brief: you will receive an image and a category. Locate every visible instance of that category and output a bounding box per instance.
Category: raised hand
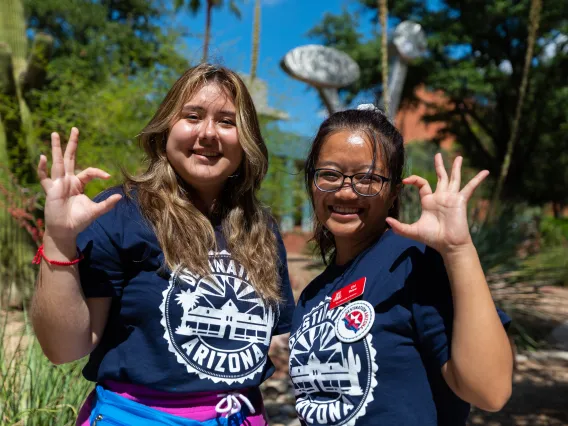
[385,153,489,255]
[38,128,122,242]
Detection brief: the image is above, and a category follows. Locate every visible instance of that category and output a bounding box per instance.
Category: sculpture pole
[316,87,343,115]
[277,45,361,232]
[386,21,427,121]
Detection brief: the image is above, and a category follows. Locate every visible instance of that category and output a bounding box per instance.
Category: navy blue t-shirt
[76,187,295,393]
[289,230,510,426]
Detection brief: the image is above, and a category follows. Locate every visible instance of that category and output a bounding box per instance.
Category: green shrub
[539,217,568,247]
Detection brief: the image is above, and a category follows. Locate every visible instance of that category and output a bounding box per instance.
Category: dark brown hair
[304,108,405,264]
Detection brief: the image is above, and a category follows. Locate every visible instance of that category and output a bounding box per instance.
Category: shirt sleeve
[77,191,125,298]
[272,226,295,335]
[411,246,511,368]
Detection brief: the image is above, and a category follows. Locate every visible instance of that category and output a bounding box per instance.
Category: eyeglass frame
[313,168,391,197]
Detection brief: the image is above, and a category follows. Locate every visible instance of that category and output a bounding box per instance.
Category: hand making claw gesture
[38,128,122,242]
[386,153,489,255]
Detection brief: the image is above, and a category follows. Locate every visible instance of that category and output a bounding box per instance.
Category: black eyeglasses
[314,168,390,197]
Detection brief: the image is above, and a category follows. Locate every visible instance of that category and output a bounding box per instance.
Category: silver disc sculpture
[387,21,427,120]
[280,44,360,115]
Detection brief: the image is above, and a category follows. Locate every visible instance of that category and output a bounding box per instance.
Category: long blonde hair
[125,64,281,303]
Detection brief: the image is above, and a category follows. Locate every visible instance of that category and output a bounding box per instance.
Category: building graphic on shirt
[160,250,277,385]
[290,349,363,396]
[176,297,273,346]
[289,297,378,426]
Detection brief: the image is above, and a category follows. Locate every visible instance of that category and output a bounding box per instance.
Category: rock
[263,378,289,394]
[528,350,568,362]
[550,320,568,350]
[265,402,281,418]
[280,404,297,418]
[1,282,24,310]
[261,386,279,401]
[276,393,295,405]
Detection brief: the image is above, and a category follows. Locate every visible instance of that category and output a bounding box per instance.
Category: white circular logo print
[160,250,277,385]
[334,301,375,343]
[289,298,378,426]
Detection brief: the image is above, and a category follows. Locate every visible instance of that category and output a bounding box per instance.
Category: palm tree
[378,0,389,115]
[175,0,242,63]
[489,0,542,218]
[176,289,201,311]
[250,0,261,81]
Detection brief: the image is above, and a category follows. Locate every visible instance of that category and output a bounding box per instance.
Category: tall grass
[0,174,92,425]
[0,303,92,426]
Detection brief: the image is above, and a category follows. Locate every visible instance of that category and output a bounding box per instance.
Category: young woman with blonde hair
[31,64,295,426]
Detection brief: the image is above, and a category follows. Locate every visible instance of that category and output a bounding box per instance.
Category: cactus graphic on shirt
[289,297,379,425]
[291,325,363,397]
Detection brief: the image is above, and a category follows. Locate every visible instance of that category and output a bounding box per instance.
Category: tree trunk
[379,0,389,115]
[250,0,260,81]
[489,0,542,218]
[552,202,562,219]
[202,0,213,63]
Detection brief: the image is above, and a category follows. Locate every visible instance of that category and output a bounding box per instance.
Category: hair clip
[357,103,377,111]
[356,103,387,114]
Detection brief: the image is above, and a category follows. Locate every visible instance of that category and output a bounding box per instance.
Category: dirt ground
[468,355,568,425]
[0,309,29,360]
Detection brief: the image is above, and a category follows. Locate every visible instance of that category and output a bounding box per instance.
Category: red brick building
[394,86,454,149]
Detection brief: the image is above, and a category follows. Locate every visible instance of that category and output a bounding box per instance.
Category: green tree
[0,0,189,303]
[175,0,242,63]
[22,0,189,192]
[309,0,568,208]
[260,123,306,223]
[25,0,181,80]
[0,0,53,184]
[491,0,542,216]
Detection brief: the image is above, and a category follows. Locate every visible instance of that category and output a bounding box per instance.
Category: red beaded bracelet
[32,244,84,266]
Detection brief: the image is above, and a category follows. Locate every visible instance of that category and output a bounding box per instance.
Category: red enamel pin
[329,277,366,310]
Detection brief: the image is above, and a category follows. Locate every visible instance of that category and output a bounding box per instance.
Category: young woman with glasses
[287,105,513,425]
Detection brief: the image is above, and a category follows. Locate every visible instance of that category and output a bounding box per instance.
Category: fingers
[76,167,111,187]
[37,154,51,192]
[461,170,490,200]
[402,175,433,198]
[448,156,463,192]
[64,127,79,175]
[385,217,417,240]
[434,153,449,192]
[91,194,122,219]
[50,132,65,179]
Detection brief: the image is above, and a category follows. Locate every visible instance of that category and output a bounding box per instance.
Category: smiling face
[166,83,243,203]
[312,130,396,260]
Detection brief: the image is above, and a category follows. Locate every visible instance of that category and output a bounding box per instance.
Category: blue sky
[175,0,373,138]
[174,0,448,137]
